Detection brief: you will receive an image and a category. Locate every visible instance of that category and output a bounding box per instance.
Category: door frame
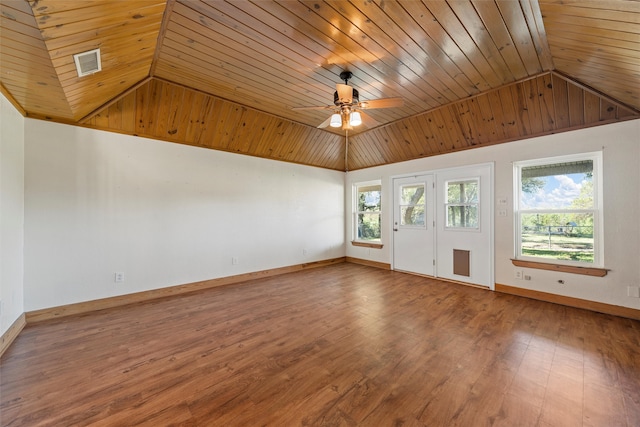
[390,163,495,290]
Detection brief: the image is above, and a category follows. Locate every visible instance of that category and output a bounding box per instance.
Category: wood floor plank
[1,263,639,426]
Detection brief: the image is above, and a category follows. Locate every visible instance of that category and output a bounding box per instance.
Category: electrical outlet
[515,270,523,280]
[303,249,307,256]
[524,274,532,281]
[232,257,239,265]
[628,286,640,298]
[114,272,125,283]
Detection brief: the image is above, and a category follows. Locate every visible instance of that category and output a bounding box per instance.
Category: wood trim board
[345,256,391,270]
[26,257,346,324]
[496,283,640,321]
[511,259,609,277]
[351,241,384,249]
[0,313,27,358]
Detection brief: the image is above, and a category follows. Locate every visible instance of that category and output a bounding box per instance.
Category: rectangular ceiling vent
[73,48,102,77]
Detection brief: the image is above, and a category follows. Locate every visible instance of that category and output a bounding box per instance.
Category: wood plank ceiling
[1,0,638,171]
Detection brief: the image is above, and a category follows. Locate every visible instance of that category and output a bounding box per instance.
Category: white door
[393,175,435,276]
[436,164,493,288]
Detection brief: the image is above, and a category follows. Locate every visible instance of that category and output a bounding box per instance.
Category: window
[445,179,479,229]
[355,182,381,241]
[514,152,602,266]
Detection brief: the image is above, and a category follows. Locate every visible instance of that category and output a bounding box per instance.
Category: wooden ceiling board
[539,0,640,110]
[157,0,419,131]
[334,1,476,101]
[403,3,495,91]
[440,0,513,86]
[297,1,454,104]
[1,0,638,171]
[347,72,639,170]
[159,19,330,103]
[458,0,544,78]
[86,78,345,170]
[0,0,73,119]
[1,8,40,39]
[272,0,440,112]
[27,0,166,120]
[518,0,555,71]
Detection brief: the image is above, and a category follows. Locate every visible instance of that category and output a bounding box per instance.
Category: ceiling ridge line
[148,0,177,78]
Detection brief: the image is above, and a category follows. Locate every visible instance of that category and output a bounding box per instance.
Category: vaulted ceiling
[1,0,638,171]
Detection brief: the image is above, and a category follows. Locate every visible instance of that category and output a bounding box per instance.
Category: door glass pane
[447,205,478,228]
[401,185,425,205]
[400,205,425,226]
[445,179,479,229]
[447,180,478,203]
[399,184,426,226]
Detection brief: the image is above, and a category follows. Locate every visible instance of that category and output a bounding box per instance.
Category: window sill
[351,241,383,249]
[511,259,609,277]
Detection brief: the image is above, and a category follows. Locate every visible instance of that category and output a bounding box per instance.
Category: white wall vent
[73,48,102,77]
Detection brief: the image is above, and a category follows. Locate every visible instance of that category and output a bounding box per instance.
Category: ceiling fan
[292,71,404,131]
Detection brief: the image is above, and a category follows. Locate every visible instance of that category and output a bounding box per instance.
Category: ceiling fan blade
[359,111,381,128]
[336,83,353,104]
[317,116,333,129]
[292,105,335,111]
[358,97,404,109]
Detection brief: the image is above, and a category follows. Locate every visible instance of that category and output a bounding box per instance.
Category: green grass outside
[521,233,594,263]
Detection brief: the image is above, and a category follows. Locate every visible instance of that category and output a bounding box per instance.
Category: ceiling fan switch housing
[334,88,358,106]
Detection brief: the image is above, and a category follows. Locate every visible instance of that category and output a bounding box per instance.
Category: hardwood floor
[2,263,639,426]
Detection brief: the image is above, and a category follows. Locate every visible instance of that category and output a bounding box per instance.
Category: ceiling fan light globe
[329,113,342,127]
[349,111,362,126]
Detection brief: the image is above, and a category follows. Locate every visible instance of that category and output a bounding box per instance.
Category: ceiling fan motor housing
[334,88,359,106]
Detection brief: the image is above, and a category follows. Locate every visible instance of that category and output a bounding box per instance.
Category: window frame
[513,151,603,268]
[353,180,382,244]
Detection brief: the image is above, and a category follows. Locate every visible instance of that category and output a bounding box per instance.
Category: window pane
[400,205,425,226]
[521,161,593,209]
[447,205,478,228]
[520,213,594,263]
[447,180,478,203]
[358,188,381,212]
[357,213,381,240]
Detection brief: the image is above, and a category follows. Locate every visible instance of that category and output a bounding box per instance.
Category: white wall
[346,120,640,310]
[24,120,345,311]
[0,93,25,336]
